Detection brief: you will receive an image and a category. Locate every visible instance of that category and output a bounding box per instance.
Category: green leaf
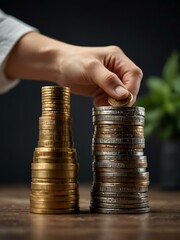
[146,77,171,99]
[145,108,163,122]
[162,51,179,84]
[172,74,180,93]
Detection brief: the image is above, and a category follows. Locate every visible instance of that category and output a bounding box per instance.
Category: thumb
[91,63,129,99]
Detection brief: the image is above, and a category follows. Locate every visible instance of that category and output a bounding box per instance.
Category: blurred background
[0,0,180,185]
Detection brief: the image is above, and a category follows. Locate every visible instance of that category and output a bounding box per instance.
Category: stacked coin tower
[90,106,150,214]
[30,86,79,214]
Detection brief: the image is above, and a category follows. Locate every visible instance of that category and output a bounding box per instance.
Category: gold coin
[31,190,78,196]
[30,201,78,209]
[30,194,79,202]
[38,141,73,148]
[108,92,133,106]
[33,152,76,159]
[39,125,71,131]
[31,182,78,190]
[42,85,70,90]
[31,163,79,170]
[39,130,71,135]
[41,106,70,109]
[30,207,79,214]
[35,147,76,152]
[33,157,76,164]
[39,135,72,141]
[39,117,71,122]
[31,170,78,179]
[42,111,71,116]
[32,178,76,183]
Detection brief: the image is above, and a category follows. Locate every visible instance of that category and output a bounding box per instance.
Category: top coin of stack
[30,86,79,214]
[90,106,150,214]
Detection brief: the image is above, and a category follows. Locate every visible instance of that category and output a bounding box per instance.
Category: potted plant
[136,51,180,189]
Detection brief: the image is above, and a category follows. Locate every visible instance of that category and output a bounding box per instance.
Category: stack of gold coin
[90,106,150,214]
[30,86,79,214]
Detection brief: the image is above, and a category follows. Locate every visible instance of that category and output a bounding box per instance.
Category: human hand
[57,43,143,106]
[5,32,143,106]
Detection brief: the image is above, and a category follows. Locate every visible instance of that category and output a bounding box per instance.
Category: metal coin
[32,178,76,183]
[93,178,149,186]
[93,175,149,182]
[93,115,144,125]
[31,170,77,179]
[93,167,146,173]
[92,144,145,149]
[92,196,148,204]
[92,185,148,193]
[30,201,78,209]
[33,157,76,164]
[93,150,144,156]
[90,206,150,214]
[92,108,145,116]
[95,172,149,177]
[91,191,148,198]
[31,182,78,190]
[30,194,79,202]
[93,133,144,138]
[31,163,79,170]
[108,92,133,107]
[93,138,145,144]
[94,155,146,160]
[93,106,145,112]
[30,207,79,214]
[91,202,149,209]
[94,125,144,133]
[93,160,147,168]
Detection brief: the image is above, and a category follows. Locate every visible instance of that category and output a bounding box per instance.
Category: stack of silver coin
[90,106,150,214]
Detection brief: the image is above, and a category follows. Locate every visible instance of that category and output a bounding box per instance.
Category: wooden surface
[0,184,180,240]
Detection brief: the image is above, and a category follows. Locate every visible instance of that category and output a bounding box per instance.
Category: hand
[58,44,143,106]
[5,32,143,106]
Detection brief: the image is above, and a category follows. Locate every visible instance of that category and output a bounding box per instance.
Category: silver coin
[95,172,149,177]
[92,110,145,116]
[93,115,144,123]
[94,125,144,133]
[91,191,148,198]
[93,161,147,169]
[93,133,144,139]
[91,196,148,204]
[93,167,146,173]
[92,144,145,150]
[93,138,145,144]
[90,206,150,214]
[94,154,147,159]
[94,155,146,160]
[93,150,144,156]
[93,106,145,112]
[92,110,145,117]
[91,202,149,209]
[92,185,148,193]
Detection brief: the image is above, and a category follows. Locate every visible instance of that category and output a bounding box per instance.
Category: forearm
[4,32,64,83]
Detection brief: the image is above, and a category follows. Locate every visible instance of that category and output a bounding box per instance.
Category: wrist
[4,32,66,83]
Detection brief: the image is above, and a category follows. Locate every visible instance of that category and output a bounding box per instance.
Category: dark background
[0,0,180,184]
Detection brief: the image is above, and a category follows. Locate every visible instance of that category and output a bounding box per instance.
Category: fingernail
[115,86,129,98]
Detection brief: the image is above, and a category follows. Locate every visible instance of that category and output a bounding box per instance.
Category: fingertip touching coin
[108,90,134,107]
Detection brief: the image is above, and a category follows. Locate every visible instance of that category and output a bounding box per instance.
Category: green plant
[136,51,180,140]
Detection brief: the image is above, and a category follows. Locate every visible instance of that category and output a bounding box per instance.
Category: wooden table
[0,185,180,240]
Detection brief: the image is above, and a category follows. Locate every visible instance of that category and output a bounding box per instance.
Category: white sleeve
[0,9,38,94]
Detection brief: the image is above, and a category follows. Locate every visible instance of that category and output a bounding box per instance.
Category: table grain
[0,184,180,240]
